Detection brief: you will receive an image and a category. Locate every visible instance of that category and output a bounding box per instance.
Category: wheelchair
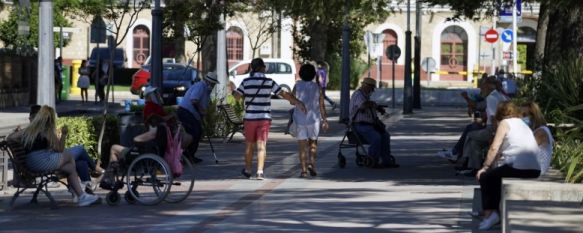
[337,120,397,169]
[102,124,195,206]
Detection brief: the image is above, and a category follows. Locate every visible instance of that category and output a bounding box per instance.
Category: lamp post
[151,0,163,89]
[413,0,422,109]
[339,0,351,123]
[403,0,413,114]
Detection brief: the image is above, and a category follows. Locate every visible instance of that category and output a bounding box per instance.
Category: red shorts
[244,120,271,143]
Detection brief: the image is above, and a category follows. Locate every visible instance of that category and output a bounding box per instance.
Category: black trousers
[479,164,540,210]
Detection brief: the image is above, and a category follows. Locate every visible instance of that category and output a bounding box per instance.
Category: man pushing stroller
[349,78,399,168]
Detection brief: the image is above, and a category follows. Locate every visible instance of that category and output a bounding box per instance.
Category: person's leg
[452,122,484,156]
[109,144,126,163]
[76,160,91,182]
[58,151,84,196]
[354,124,382,160]
[308,139,318,175]
[256,140,267,174]
[380,129,393,166]
[65,145,98,171]
[244,142,255,173]
[322,87,336,106]
[177,108,201,162]
[298,140,308,175]
[464,127,493,170]
[256,120,271,177]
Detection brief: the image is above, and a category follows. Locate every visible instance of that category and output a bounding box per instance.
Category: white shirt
[501,118,540,170]
[486,90,509,125]
[293,81,321,126]
[535,126,554,175]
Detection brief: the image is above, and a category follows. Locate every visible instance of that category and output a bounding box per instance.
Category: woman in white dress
[520,101,554,176]
[292,64,329,178]
[77,60,91,103]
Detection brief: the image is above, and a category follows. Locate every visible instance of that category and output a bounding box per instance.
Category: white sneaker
[478,212,500,230]
[78,193,100,207]
[81,181,96,191]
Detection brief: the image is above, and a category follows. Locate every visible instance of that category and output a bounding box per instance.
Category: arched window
[227,27,244,61]
[132,25,150,67]
[382,29,398,63]
[440,26,468,80]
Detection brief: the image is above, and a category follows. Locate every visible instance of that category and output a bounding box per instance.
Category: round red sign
[485,29,499,43]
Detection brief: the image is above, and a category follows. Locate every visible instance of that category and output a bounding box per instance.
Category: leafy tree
[0,0,75,50]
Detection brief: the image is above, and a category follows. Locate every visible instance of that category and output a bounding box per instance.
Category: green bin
[60,65,70,100]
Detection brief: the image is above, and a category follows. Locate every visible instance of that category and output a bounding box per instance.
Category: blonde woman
[520,101,554,176]
[20,105,100,207]
[476,102,540,230]
[293,64,329,178]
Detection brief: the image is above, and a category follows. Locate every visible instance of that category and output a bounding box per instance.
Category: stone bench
[501,170,583,233]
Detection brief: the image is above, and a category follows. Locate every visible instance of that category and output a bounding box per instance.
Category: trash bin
[61,65,71,100]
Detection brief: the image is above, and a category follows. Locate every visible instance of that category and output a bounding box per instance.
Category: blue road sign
[500,0,522,17]
[501,29,513,43]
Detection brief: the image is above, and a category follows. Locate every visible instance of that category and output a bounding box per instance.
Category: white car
[228,58,297,93]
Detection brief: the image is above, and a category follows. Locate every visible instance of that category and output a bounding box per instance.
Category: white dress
[292,80,321,140]
[77,67,90,88]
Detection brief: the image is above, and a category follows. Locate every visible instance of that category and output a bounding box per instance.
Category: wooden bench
[217,104,244,143]
[1,136,67,209]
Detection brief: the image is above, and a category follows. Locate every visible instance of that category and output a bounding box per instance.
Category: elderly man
[349,77,398,168]
[229,58,306,180]
[177,72,219,164]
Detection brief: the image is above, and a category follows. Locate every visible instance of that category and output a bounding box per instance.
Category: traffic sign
[385,45,401,61]
[484,29,499,43]
[501,29,513,43]
[500,0,522,23]
[503,51,513,60]
[421,57,436,72]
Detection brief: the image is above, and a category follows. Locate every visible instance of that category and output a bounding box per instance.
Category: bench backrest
[218,105,243,124]
[4,138,52,186]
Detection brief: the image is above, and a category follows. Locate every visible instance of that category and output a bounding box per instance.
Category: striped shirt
[235,72,282,121]
[349,89,375,124]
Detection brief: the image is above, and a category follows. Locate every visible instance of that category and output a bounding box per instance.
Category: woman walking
[293,64,329,177]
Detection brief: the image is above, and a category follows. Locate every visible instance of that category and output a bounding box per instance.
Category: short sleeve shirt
[179,80,210,121]
[143,101,166,122]
[235,72,282,121]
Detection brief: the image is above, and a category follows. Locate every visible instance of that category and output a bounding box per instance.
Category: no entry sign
[484,29,499,44]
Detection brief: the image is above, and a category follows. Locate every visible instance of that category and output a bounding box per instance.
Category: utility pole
[151,0,163,89]
[413,0,422,109]
[340,0,351,123]
[403,0,413,114]
[38,0,55,108]
[512,0,518,76]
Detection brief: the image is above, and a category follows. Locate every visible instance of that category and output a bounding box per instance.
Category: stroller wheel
[338,153,346,168]
[106,191,121,206]
[124,190,138,204]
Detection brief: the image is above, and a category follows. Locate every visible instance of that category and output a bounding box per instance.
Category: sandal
[307,165,317,177]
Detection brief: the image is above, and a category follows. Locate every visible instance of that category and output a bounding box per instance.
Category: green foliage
[327,55,369,90]
[56,114,119,162]
[0,1,73,49]
[552,138,583,183]
[202,95,244,138]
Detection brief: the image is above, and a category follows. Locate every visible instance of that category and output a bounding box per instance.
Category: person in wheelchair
[349,78,398,168]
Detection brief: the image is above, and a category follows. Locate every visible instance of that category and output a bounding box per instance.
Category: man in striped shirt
[349,78,397,168]
[229,58,306,180]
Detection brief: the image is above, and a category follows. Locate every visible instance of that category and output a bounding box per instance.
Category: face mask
[521,117,531,127]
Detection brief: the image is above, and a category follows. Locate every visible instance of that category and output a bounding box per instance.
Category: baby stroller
[101,116,195,206]
[337,107,397,168]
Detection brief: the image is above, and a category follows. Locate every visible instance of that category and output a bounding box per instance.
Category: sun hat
[204,72,220,84]
[361,78,376,87]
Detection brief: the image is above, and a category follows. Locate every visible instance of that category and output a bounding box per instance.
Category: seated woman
[16,105,100,207]
[475,101,541,230]
[520,101,555,176]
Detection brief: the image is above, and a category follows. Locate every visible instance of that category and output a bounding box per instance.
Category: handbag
[284,108,297,137]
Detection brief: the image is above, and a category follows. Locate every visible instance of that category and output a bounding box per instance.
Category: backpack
[164,125,183,177]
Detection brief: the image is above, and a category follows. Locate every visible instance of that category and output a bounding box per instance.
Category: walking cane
[206,135,219,164]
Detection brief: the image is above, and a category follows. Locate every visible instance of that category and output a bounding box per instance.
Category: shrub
[327,55,368,90]
[202,95,243,138]
[552,138,583,183]
[56,114,119,163]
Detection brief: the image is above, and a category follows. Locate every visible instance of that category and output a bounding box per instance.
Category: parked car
[88,48,126,68]
[228,58,297,93]
[130,63,199,105]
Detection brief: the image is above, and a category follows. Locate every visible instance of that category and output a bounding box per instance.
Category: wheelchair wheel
[106,191,121,206]
[338,152,346,168]
[165,155,196,203]
[126,153,172,206]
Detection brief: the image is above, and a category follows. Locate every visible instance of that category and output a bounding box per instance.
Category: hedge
[57,114,119,164]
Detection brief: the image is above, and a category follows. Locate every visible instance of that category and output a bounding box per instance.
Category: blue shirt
[179,80,210,121]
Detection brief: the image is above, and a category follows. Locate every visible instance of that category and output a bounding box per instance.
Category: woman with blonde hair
[475,101,540,230]
[20,105,100,207]
[520,101,554,176]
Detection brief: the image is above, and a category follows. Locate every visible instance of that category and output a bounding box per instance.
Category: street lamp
[339,0,351,123]
[151,0,163,89]
[403,0,413,114]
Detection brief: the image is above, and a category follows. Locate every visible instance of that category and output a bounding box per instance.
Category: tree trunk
[202,33,217,74]
[535,0,549,64]
[309,20,329,62]
[173,22,186,63]
[544,4,583,68]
